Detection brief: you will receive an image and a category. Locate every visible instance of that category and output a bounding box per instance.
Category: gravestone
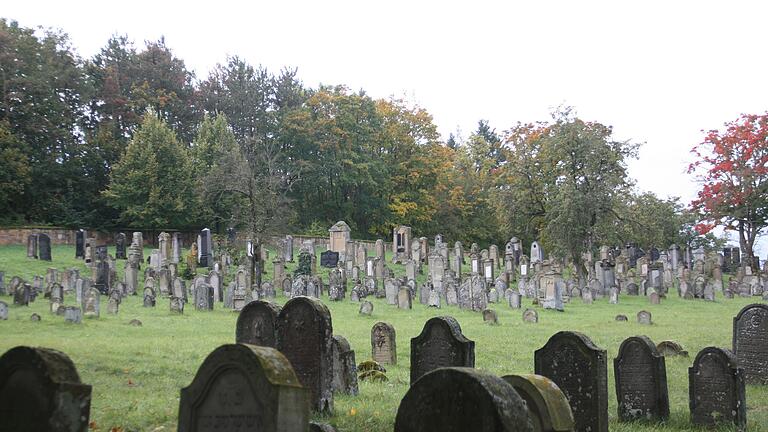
[178,344,309,432]
[107,290,120,314]
[194,283,214,311]
[0,301,7,320]
[143,287,156,307]
[626,283,639,296]
[371,322,397,365]
[198,228,212,267]
[501,374,575,432]
[398,288,413,310]
[410,316,475,384]
[394,367,533,432]
[656,340,688,357]
[75,229,85,259]
[208,270,222,302]
[63,306,82,324]
[649,291,660,305]
[359,300,373,315]
[385,278,399,305]
[236,300,282,348]
[0,346,92,432]
[637,310,653,325]
[428,288,440,308]
[320,250,340,268]
[37,233,51,261]
[115,233,126,259]
[83,288,100,318]
[482,309,499,325]
[27,233,39,258]
[732,303,768,384]
[523,308,538,323]
[615,314,628,322]
[276,296,334,413]
[614,336,669,422]
[506,289,521,308]
[330,335,358,395]
[689,347,746,429]
[534,331,608,432]
[94,260,111,294]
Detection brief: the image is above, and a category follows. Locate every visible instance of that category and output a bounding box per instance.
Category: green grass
[1,244,767,432]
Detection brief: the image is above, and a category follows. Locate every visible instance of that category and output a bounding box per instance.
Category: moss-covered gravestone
[395,367,533,432]
[501,374,574,432]
[535,331,608,432]
[330,335,358,396]
[614,336,669,422]
[178,344,309,432]
[689,347,746,430]
[236,300,282,347]
[410,316,475,384]
[371,322,397,365]
[0,346,92,432]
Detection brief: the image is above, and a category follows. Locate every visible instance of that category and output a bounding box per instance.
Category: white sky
[5,1,768,249]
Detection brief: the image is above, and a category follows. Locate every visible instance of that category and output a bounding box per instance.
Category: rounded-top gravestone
[410,316,475,384]
[236,300,282,348]
[732,303,768,384]
[371,322,397,365]
[501,374,574,432]
[614,336,669,422]
[688,346,746,430]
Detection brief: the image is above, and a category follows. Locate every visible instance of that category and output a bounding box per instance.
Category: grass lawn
[1,243,767,432]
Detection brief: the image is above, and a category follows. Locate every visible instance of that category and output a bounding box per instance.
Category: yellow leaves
[349,407,358,416]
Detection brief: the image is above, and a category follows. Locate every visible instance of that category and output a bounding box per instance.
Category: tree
[103,111,195,228]
[0,121,31,221]
[688,112,768,267]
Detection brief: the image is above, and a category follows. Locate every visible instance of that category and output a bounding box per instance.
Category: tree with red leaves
[688,113,768,268]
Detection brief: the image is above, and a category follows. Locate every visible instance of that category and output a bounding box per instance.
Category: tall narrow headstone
[199,228,212,268]
[410,316,475,384]
[75,229,85,259]
[689,347,746,429]
[37,234,51,261]
[27,234,39,259]
[534,331,608,432]
[114,233,126,259]
[614,336,669,422]
[236,300,282,347]
[732,303,768,384]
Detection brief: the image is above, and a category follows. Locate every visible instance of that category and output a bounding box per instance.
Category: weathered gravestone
[0,301,7,320]
[656,340,688,357]
[615,314,628,322]
[732,303,768,384]
[0,346,92,432]
[83,288,100,318]
[62,306,82,324]
[398,288,413,310]
[614,336,669,422]
[371,322,397,365]
[178,344,309,432]
[523,308,538,323]
[236,300,282,348]
[649,291,660,305]
[359,300,373,315]
[37,233,51,261]
[276,296,334,413]
[107,290,121,314]
[637,310,653,325]
[143,286,156,307]
[27,234,38,258]
[115,233,126,259]
[688,347,746,430]
[194,282,214,311]
[410,316,475,384]
[395,367,533,432]
[501,374,575,432]
[330,335,358,396]
[483,309,499,325]
[534,331,608,432]
[385,278,398,305]
[75,229,85,259]
[320,250,340,268]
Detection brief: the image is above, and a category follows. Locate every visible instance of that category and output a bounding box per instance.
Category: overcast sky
[5,1,768,248]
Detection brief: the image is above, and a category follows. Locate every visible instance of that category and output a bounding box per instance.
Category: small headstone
[582,289,593,304]
[398,287,413,309]
[534,331,608,432]
[0,301,7,320]
[236,300,282,348]
[320,250,340,268]
[501,374,575,432]
[359,301,373,316]
[608,288,619,304]
[482,309,499,325]
[62,306,82,324]
[427,288,440,308]
[194,282,214,311]
[637,310,652,325]
[310,422,337,432]
[30,313,41,321]
[689,347,746,429]
[626,283,639,296]
[506,289,521,308]
[649,291,660,305]
[395,367,533,432]
[614,336,669,422]
[143,287,156,307]
[371,322,397,365]
[732,303,768,384]
[410,316,475,384]
[178,344,309,432]
[83,288,100,318]
[13,283,31,306]
[523,308,538,323]
[656,340,688,357]
[107,290,120,314]
[615,314,628,322]
[128,319,142,327]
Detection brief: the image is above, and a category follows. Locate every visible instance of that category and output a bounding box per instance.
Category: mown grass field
[1,243,767,432]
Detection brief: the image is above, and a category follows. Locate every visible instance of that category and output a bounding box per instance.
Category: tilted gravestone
[330,335,358,396]
[689,347,746,429]
[410,316,475,384]
[178,344,309,432]
[236,300,282,348]
[276,296,334,413]
[371,321,397,365]
[534,331,608,432]
[732,303,768,384]
[0,346,92,432]
[395,367,533,432]
[614,336,669,422]
[501,374,574,432]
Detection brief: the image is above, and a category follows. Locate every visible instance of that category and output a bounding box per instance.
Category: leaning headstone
[276,296,334,413]
[689,347,746,430]
[0,347,92,431]
[614,336,669,422]
[394,367,533,432]
[0,301,7,320]
[637,310,652,325]
[732,303,768,384]
[371,322,397,365]
[410,316,475,384]
[523,308,538,323]
[501,374,575,432]
[330,335,358,396]
[359,301,373,316]
[178,344,309,432]
[236,300,282,347]
[534,331,608,432]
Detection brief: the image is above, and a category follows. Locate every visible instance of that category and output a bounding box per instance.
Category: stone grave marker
[75,229,85,259]
[689,347,746,429]
[38,233,52,261]
[195,283,214,311]
[428,287,440,308]
[359,300,373,316]
[115,232,126,260]
[732,303,768,384]
[385,278,398,305]
[656,340,688,357]
[649,291,660,305]
[482,309,499,325]
[371,322,397,365]
[523,308,538,323]
[107,290,121,314]
[320,250,340,268]
[609,288,619,304]
[276,296,334,413]
[27,234,39,258]
[501,374,575,432]
[236,300,282,348]
[143,285,156,307]
[614,336,669,422]
[0,301,7,320]
[83,288,100,318]
[626,283,639,296]
[637,310,652,325]
[615,314,628,322]
[178,344,309,432]
[0,346,92,432]
[398,287,413,309]
[410,316,475,384]
[330,335,358,396]
[506,289,521,308]
[394,367,533,432]
[62,306,82,324]
[534,331,608,432]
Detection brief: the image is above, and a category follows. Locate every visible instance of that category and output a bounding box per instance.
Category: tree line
[0,18,720,258]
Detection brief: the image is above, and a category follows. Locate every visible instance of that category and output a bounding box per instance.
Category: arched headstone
[178,344,309,431]
[534,331,608,432]
[614,336,669,422]
[410,316,475,384]
[501,374,574,432]
[395,367,533,432]
[689,347,746,429]
[732,303,768,384]
[276,296,334,413]
[236,300,282,347]
[371,322,397,365]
